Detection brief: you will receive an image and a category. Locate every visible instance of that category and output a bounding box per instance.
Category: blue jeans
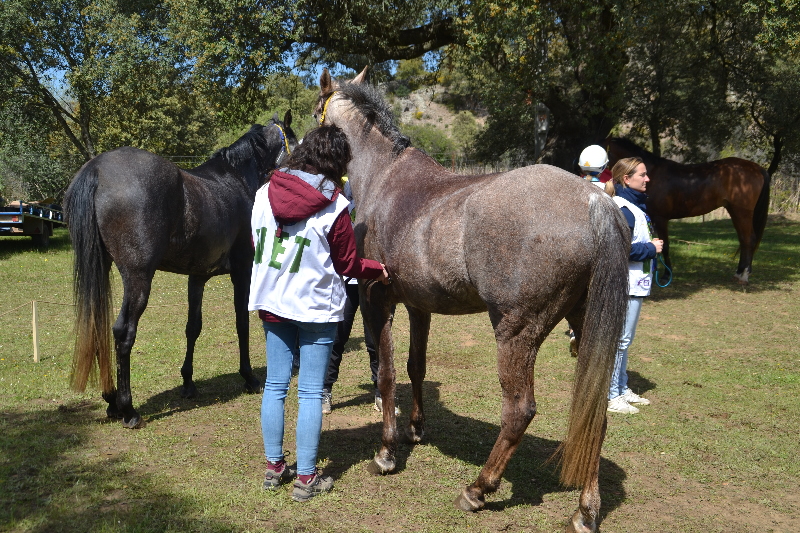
[609,296,644,400]
[261,320,338,475]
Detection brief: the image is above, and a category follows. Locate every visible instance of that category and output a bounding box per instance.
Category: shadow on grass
[319,381,628,522]
[650,217,800,300]
[0,227,72,261]
[0,400,236,532]
[135,366,267,424]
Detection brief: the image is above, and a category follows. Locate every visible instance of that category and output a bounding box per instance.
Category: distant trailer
[0,200,64,246]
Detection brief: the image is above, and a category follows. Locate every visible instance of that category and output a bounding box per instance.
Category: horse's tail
[63,163,115,395]
[752,166,771,254]
[557,193,629,488]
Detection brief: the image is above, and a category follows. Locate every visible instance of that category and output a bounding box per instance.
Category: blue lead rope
[654,253,672,288]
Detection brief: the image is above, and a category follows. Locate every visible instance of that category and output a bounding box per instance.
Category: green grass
[1,217,799,532]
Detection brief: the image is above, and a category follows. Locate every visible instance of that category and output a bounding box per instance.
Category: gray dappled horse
[315,69,630,532]
[64,113,297,429]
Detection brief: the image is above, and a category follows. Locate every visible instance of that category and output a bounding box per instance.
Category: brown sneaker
[291,473,334,502]
[262,462,296,490]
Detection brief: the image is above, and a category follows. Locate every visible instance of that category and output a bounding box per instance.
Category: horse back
[91,147,251,275]
[361,159,601,315]
[647,157,767,219]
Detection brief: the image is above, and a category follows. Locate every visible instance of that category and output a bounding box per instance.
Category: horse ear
[320,68,333,93]
[283,109,292,128]
[272,112,280,123]
[352,66,369,85]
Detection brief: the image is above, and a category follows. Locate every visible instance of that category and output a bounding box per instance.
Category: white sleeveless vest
[248,183,351,322]
[613,195,654,297]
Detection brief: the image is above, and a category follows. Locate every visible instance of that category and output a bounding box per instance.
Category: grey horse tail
[557,193,629,488]
[64,164,115,395]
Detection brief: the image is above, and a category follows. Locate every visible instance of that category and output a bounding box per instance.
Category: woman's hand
[376,263,391,285]
[651,238,664,254]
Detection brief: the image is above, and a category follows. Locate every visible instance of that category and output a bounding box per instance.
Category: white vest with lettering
[613,195,654,297]
[248,183,350,322]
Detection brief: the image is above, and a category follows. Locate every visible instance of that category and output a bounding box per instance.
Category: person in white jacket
[249,126,388,500]
[607,156,663,414]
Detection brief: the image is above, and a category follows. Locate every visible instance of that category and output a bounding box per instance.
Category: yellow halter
[274,123,291,155]
[318,91,339,126]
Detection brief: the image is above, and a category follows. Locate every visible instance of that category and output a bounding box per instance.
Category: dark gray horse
[315,70,630,533]
[64,112,297,429]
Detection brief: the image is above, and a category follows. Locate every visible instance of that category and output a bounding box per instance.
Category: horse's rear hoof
[454,489,484,512]
[121,415,143,429]
[566,509,597,533]
[106,405,124,419]
[366,454,395,475]
[243,377,262,394]
[402,424,423,444]
[181,382,198,399]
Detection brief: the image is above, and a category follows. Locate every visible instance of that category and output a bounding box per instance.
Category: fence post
[32,300,40,362]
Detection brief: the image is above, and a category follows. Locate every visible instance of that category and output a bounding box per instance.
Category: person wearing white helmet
[578,145,614,195]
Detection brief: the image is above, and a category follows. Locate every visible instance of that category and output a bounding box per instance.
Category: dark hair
[282,125,352,190]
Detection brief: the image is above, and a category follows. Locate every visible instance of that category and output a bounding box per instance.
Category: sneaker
[262,462,297,490]
[291,472,334,502]
[569,336,578,358]
[607,396,639,414]
[622,388,651,405]
[374,391,400,414]
[321,391,332,414]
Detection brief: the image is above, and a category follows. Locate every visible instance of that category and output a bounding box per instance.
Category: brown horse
[316,69,630,533]
[605,138,771,284]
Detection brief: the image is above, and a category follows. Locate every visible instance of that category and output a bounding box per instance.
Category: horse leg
[727,206,756,284]
[404,306,431,444]
[180,274,211,398]
[362,288,398,475]
[652,216,672,283]
[567,419,606,533]
[111,269,154,429]
[455,323,539,512]
[231,260,261,393]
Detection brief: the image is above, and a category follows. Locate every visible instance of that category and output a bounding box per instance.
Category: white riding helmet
[578,145,608,174]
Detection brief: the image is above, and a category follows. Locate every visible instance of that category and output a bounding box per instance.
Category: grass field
[1,215,799,532]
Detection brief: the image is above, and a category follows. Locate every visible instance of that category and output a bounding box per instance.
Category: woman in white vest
[249,126,388,501]
[608,157,663,414]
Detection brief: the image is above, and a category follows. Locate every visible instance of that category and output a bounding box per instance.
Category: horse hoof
[106,406,124,419]
[181,383,198,399]
[402,425,423,444]
[566,509,596,533]
[454,489,484,512]
[366,454,395,475]
[243,377,263,394]
[121,415,143,429]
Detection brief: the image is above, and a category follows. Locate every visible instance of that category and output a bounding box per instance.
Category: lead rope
[647,215,672,288]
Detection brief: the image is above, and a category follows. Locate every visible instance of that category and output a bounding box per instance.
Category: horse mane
[338,82,411,157]
[212,123,272,172]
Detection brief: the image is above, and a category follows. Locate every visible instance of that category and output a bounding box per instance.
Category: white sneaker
[622,388,650,405]
[607,396,639,414]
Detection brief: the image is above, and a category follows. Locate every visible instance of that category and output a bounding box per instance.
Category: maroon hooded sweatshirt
[258,170,383,322]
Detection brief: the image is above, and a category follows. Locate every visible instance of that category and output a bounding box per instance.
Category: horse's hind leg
[112,268,154,428]
[455,325,539,512]
[231,255,261,393]
[404,306,431,444]
[727,206,756,284]
[181,274,211,398]
[567,423,605,533]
